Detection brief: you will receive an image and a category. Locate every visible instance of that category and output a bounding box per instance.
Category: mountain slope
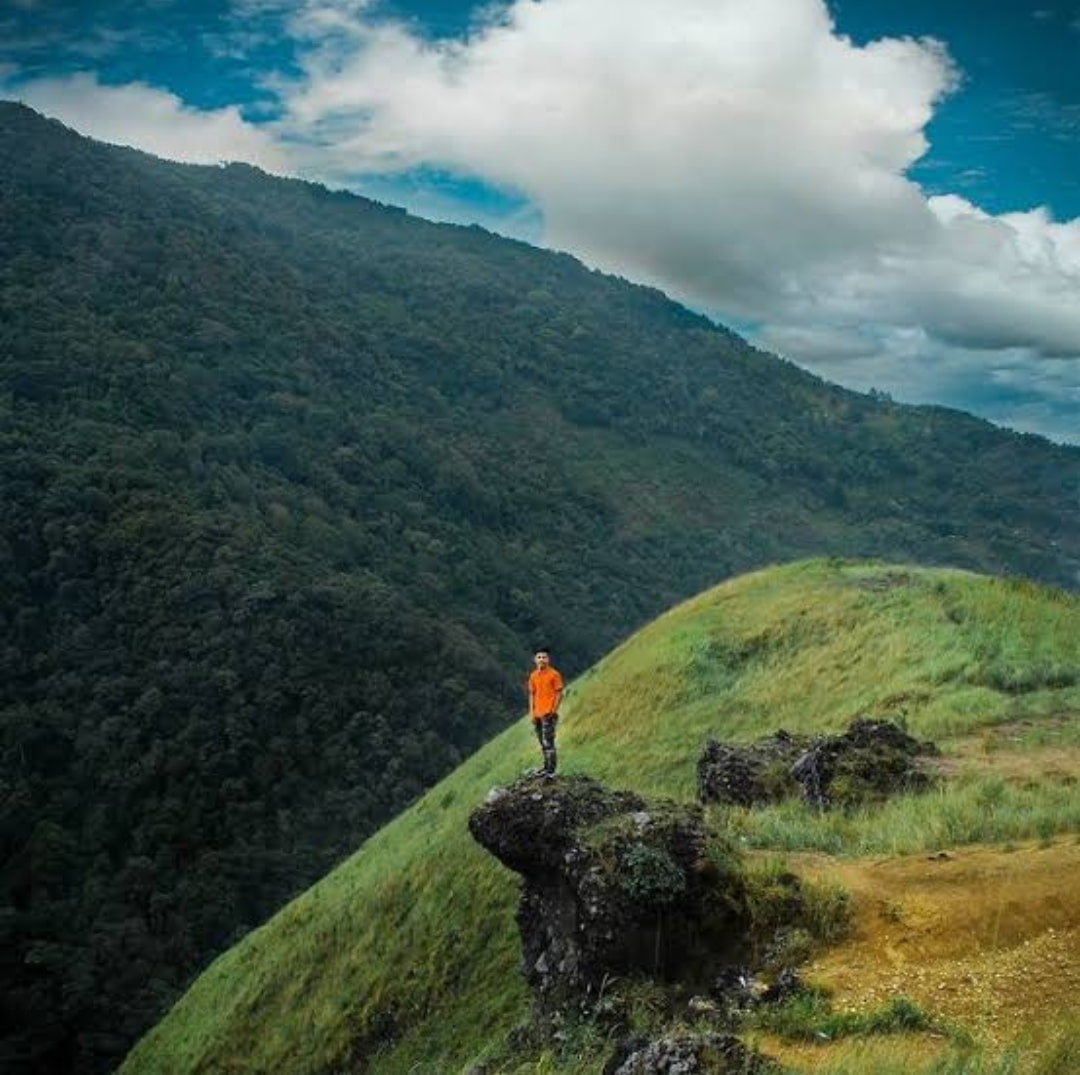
[121,559,1080,1074]
[2,100,1079,1072]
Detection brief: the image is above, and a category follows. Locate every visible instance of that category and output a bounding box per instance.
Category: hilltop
[122,560,1080,1074]
[2,99,1080,1071]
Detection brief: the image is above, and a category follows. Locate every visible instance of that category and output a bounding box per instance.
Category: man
[527,649,563,777]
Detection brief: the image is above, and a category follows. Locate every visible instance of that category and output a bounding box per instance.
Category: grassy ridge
[121,559,1080,1074]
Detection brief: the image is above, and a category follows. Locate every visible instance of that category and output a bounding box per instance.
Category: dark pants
[533,713,558,774]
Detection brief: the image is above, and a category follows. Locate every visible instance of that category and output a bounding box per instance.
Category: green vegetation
[3,100,1078,1072]
[741,857,852,965]
[749,991,945,1042]
[121,560,1080,1075]
[714,771,1080,855]
[1032,1026,1080,1075]
[759,1024,1080,1075]
[481,1024,1080,1075]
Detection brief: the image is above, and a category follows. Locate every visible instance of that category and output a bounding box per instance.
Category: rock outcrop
[695,731,808,807]
[468,775,748,1027]
[469,774,842,1073]
[698,717,937,809]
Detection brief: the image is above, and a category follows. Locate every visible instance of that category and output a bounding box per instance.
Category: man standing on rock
[528,649,564,777]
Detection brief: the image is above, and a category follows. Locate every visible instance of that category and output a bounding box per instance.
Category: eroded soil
[794,840,1080,1048]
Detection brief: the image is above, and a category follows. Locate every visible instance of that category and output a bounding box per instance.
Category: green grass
[120,559,1080,1075]
[749,991,948,1042]
[759,1023,1080,1075]
[711,773,1080,855]
[1032,1024,1080,1075]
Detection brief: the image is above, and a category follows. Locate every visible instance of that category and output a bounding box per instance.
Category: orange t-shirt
[528,666,563,720]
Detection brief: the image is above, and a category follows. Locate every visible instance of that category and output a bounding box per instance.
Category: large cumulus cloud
[5,0,1079,440]
[278,0,951,307]
[267,0,1079,438]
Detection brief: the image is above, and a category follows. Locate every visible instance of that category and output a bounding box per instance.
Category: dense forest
[1,102,1078,1074]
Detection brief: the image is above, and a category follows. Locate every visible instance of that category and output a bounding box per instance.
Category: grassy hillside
[121,559,1080,1075]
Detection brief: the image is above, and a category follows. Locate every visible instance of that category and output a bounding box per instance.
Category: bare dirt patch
[792,840,1080,1048]
[930,718,1080,786]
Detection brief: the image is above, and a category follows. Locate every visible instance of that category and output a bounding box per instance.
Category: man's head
[534,650,551,668]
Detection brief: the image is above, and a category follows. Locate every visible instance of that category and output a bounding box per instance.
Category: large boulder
[699,718,937,809]
[695,731,807,807]
[790,718,938,808]
[468,775,748,1027]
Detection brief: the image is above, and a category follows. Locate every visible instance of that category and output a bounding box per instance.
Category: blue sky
[2,0,1079,443]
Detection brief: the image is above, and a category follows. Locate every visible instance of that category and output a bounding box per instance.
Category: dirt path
[791,840,1080,1046]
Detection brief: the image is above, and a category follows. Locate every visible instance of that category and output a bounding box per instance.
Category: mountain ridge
[2,101,1079,1073]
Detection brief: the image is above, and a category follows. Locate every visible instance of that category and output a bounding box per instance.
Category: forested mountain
[0,101,1077,1073]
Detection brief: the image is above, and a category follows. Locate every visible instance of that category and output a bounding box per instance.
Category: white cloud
[276,0,954,305]
[763,326,1080,442]
[263,0,1079,440]
[8,72,289,171]
[764,196,1080,354]
[6,0,1077,440]
[757,324,882,364]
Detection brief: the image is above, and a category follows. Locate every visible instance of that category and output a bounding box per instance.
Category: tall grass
[750,992,947,1042]
[121,559,1080,1075]
[712,774,1080,855]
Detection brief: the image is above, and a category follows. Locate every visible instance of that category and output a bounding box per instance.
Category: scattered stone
[470,775,833,1074]
[603,1031,780,1075]
[790,718,938,808]
[687,995,720,1018]
[709,966,760,1017]
[760,967,806,1004]
[469,773,646,877]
